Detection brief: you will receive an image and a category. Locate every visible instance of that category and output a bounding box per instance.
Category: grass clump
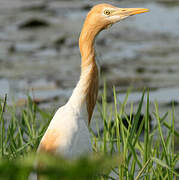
[0,95,53,159]
[0,87,179,179]
[92,86,179,180]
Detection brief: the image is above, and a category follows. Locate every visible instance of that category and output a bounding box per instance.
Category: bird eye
[104,9,111,15]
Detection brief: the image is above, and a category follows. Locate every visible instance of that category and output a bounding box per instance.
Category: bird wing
[38,105,67,154]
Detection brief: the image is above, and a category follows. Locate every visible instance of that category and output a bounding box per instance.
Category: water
[0,0,179,126]
[119,87,179,103]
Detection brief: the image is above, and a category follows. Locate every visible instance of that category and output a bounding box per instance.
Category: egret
[38,4,149,157]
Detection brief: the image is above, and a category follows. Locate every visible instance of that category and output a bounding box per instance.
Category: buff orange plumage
[38,3,149,157]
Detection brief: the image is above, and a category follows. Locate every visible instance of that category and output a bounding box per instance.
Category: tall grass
[0,95,53,159]
[0,87,179,179]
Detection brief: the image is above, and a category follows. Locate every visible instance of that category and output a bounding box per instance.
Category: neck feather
[68,23,99,125]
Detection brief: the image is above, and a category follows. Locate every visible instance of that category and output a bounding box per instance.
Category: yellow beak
[113,8,149,16]
[124,8,149,15]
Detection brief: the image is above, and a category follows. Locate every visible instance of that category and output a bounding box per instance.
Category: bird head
[84,4,149,33]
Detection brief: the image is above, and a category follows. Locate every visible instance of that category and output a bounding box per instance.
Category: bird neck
[67,24,99,125]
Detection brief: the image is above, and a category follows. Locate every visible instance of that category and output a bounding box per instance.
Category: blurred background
[0,0,179,128]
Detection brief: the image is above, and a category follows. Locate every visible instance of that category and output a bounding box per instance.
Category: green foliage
[92,85,179,180]
[0,87,179,179]
[0,95,52,158]
[0,153,122,180]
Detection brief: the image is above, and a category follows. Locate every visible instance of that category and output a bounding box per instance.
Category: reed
[0,87,178,179]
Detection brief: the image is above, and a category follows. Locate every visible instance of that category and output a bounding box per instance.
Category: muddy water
[0,0,179,129]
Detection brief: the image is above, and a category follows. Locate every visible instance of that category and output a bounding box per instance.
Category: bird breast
[38,104,91,158]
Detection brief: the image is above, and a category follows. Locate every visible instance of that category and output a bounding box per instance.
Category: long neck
[67,22,99,125]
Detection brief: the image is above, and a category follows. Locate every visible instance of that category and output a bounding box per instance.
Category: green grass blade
[0,94,7,157]
[151,157,179,177]
[135,158,151,180]
[129,90,145,144]
[154,102,169,165]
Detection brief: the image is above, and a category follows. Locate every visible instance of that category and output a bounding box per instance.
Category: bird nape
[38,3,149,157]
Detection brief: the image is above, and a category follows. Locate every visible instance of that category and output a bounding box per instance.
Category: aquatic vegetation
[0,88,178,179]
